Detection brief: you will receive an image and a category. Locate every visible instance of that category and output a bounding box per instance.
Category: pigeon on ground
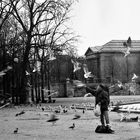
[69,123,75,130]
[54,110,60,113]
[42,107,45,111]
[13,128,18,134]
[83,109,85,114]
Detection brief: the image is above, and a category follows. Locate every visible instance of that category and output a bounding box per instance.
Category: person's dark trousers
[100,110,110,126]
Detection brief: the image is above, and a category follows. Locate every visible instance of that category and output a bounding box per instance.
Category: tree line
[0,0,79,104]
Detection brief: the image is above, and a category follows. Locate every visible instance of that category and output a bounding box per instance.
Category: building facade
[85,40,140,83]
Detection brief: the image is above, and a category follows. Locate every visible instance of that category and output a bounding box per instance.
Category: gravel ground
[0,96,140,140]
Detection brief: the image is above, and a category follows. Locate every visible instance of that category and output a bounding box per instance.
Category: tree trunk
[47,62,52,103]
[31,73,34,102]
[19,38,31,104]
[41,64,45,102]
[35,72,38,103]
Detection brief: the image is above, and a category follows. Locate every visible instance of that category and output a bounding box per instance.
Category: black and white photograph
[0,0,140,139]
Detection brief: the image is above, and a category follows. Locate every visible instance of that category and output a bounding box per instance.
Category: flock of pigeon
[13,98,140,135]
[13,102,95,134]
[71,59,94,79]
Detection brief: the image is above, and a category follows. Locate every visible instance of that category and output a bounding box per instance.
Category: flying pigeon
[117,80,123,88]
[48,54,56,61]
[32,68,36,72]
[33,61,41,72]
[83,64,94,78]
[6,66,12,71]
[71,59,81,72]
[123,47,131,57]
[84,93,92,97]
[47,49,56,61]
[0,71,6,77]
[42,89,58,97]
[69,123,75,129]
[13,128,18,134]
[47,113,59,125]
[73,80,86,88]
[73,114,81,120]
[26,71,30,76]
[15,110,25,116]
[132,73,138,80]
[48,91,58,97]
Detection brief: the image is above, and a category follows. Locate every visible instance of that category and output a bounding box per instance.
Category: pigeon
[83,109,85,114]
[117,80,123,88]
[48,91,58,97]
[0,71,6,77]
[132,73,138,80]
[6,66,12,70]
[47,49,56,61]
[54,110,60,113]
[73,114,81,120]
[15,110,25,116]
[47,114,59,124]
[83,64,94,78]
[122,47,131,57]
[42,89,58,97]
[13,128,18,134]
[26,71,30,76]
[32,68,37,72]
[48,54,56,61]
[33,61,41,72]
[73,80,86,88]
[69,123,75,129]
[84,93,92,97]
[71,59,81,72]
[42,107,45,111]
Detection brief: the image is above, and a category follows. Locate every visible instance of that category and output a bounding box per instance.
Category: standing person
[86,84,114,133]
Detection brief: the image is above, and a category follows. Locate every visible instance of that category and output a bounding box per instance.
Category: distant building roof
[101,40,140,52]
[85,46,103,55]
[85,40,140,55]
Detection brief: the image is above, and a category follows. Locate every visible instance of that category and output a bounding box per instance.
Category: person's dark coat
[96,89,110,111]
[86,85,110,111]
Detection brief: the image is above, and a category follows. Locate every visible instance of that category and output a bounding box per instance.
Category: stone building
[85,40,140,83]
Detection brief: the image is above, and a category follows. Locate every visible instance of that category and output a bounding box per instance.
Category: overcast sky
[71,0,140,56]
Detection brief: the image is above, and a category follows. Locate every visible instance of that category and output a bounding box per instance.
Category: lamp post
[14,57,19,105]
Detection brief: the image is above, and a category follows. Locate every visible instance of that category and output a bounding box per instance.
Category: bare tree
[8,0,78,103]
